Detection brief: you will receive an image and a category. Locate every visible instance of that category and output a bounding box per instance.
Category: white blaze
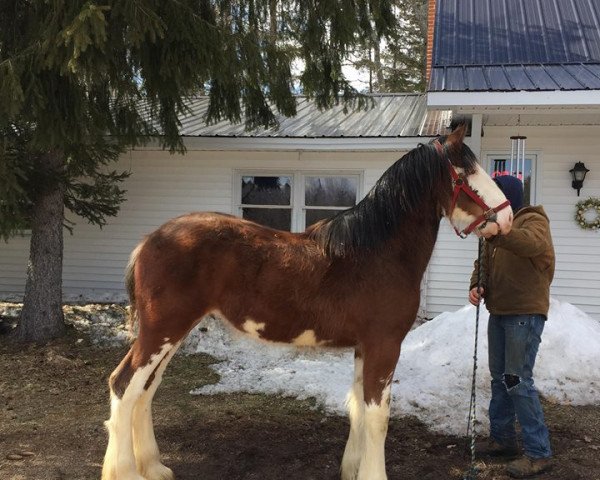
[450,164,513,236]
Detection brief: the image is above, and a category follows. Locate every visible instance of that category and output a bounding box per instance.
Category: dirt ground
[1,314,599,479]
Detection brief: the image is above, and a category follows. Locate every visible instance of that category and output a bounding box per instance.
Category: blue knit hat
[494,175,524,211]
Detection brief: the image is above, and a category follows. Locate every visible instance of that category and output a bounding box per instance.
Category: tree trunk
[373,36,383,89]
[15,151,66,343]
[368,47,373,93]
[269,0,277,37]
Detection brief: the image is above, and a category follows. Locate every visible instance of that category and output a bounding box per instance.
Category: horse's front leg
[355,340,401,480]
[341,349,365,480]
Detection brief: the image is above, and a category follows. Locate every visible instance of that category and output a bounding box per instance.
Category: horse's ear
[446,123,467,147]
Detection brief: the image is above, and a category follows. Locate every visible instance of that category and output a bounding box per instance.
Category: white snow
[188,298,600,436]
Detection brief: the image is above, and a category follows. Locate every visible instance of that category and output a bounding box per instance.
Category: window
[303,176,358,228]
[241,175,292,231]
[487,154,537,206]
[236,172,361,231]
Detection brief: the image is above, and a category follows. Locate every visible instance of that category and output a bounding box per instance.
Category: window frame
[484,152,539,206]
[234,170,363,232]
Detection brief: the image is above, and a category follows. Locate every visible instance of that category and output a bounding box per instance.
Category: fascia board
[427,90,600,110]
[137,136,431,152]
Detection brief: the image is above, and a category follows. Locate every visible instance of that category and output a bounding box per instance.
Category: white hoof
[340,465,359,480]
[357,470,387,480]
[141,462,175,480]
[341,440,362,480]
[102,471,147,480]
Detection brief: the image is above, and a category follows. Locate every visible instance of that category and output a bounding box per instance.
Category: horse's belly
[213,309,356,348]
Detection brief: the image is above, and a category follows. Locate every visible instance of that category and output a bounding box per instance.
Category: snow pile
[0,302,130,346]
[536,300,600,404]
[189,298,600,435]
[184,317,354,412]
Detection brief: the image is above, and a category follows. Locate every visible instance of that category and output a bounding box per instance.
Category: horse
[101,125,513,480]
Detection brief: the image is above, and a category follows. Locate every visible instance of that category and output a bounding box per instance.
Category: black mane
[309,141,478,257]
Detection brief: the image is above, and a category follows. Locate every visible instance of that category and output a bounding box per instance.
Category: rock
[45,351,75,366]
[6,454,23,460]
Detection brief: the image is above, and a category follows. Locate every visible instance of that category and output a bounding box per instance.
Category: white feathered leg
[356,384,392,480]
[132,342,181,480]
[341,353,365,480]
[102,343,173,480]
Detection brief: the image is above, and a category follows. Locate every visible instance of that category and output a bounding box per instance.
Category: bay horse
[102,125,512,480]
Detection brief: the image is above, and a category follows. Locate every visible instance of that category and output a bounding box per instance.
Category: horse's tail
[125,242,143,340]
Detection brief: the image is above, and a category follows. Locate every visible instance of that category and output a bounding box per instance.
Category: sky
[185,298,600,436]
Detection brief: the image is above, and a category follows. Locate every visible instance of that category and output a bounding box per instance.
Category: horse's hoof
[340,470,359,480]
[142,463,175,480]
[102,473,147,480]
[340,462,360,480]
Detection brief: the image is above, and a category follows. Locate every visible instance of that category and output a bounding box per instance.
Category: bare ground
[1,313,599,480]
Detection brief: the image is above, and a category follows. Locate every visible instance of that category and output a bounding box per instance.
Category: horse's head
[434,125,513,238]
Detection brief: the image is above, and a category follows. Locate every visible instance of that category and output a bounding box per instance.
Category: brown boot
[475,437,519,458]
[506,456,553,478]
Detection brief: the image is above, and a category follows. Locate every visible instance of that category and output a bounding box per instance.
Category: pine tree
[0,1,397,342]
[379,0,427,92]
[345,0,427,93]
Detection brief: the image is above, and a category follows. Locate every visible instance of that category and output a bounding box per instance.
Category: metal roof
[429,0,600,92]
[169,94,451,138]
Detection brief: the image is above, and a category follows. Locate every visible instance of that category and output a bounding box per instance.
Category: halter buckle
[483,209,498,222]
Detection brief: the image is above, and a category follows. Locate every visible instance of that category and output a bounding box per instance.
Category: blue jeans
[488,314,552,459]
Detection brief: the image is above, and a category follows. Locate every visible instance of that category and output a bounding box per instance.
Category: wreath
[575,197,600,230]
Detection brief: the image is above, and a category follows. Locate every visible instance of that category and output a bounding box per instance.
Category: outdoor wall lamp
[570,162,590,196]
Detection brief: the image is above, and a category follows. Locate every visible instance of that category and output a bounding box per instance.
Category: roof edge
[428,90,600,111]
[135,136,437,152]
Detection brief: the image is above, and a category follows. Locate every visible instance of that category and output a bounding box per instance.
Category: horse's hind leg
[341,349,365,480]
[102,338,176,480]
[132,341,182,480]
[356,340,401,480]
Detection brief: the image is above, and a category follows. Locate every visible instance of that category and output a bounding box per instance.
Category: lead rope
[464,237,484,480]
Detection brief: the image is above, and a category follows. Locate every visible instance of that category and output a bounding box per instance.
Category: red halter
[434,141,511,238]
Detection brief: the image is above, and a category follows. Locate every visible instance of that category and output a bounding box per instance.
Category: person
[469,175,555,478]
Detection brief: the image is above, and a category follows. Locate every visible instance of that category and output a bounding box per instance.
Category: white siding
[0,235,30,298]
[0,148,400,302]
[426,125,600,320]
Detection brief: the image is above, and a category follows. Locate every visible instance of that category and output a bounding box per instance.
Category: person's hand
[475,222,499,239]
[469,287,485,306]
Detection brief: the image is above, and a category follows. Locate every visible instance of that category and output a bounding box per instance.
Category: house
[1,0,599,320]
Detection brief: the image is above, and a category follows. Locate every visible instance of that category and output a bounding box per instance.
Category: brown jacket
[470,206,555,317]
